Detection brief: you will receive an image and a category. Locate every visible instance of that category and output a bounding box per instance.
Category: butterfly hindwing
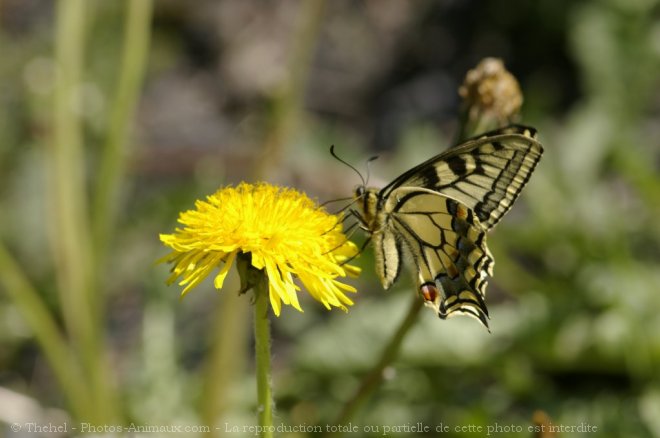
[382,187,493,326]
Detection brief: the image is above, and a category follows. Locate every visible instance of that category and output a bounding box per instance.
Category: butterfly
[351,125,543,329]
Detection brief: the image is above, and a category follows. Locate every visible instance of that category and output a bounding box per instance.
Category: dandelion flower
[159,182,360,315]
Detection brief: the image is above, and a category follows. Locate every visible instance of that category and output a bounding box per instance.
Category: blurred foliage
[1,0,660,437]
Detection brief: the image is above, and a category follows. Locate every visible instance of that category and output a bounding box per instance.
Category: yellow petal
[213,251,237,289]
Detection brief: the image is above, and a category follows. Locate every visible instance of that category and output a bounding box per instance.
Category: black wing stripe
[477,150,541,225]
[446,155,467,175]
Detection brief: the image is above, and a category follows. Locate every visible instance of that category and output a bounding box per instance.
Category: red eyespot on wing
[420,283,439,303]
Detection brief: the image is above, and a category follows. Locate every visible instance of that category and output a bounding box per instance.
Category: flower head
[159,182,360,315]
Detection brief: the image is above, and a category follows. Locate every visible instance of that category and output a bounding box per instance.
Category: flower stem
[334,295,424,426]
[254,273,274,437]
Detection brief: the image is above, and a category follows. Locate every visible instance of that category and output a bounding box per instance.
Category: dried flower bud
[458,58,523,139]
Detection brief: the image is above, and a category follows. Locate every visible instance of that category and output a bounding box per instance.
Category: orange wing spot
[456,204,468,220]
[420,283,439,302]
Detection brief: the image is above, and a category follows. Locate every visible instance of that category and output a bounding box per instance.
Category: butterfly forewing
[381,125,543,230]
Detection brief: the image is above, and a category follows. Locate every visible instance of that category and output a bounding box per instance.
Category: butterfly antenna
[364,154,379,186]
[330,145,367,187]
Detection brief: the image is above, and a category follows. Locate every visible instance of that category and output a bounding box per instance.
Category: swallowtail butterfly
[353,125,543,329]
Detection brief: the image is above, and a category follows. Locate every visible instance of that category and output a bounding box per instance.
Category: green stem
[0,244,90,419]
[334,296,424,427]
[254,273,273,437]
[254,273,274,437]
[93,0,154,261]
[53,0,92,343]
[455,106,501,145]
[52,0,105,421]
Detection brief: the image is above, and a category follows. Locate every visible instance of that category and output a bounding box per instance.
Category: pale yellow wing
[378,187,493,327]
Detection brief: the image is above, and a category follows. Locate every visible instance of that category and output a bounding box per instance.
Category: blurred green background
[1,0,660,437]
